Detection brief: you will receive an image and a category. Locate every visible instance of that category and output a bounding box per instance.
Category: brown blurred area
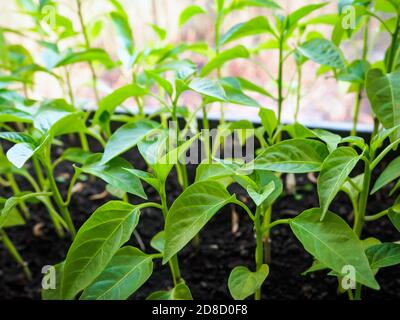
[2,0,389,129]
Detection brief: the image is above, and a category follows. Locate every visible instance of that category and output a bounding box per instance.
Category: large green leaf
[200,45,249,76]
[78,155,146,199]
[0,106,33,123]
[163,181,236,263]
[252,139,329,173]
[366,243,400,270]
[290,208,379,290]
[220,16,272,46]
[101,119,159,164]
[179,5,206,27]
[371,156,400,194]
[61,201,140,299]
[366,69,400,140]
[318,147,361,219]
[228,265,269,300]
[297,38,345,69]
[80,246,153,300]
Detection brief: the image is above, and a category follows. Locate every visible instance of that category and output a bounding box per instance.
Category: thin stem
[233,200,255,221]
[365,209,389,221]
[254,207,264,300]
[370,138,400,170]
[277,35,284,127]
[294,65,302,122]
[262,218,291,235]
[261,206,272,265]
[159,182,182,285]
[76,0,100,103]
[386,14,400,73]
[42,148,76,239]
[353,158,371,237]
[0,229,31,279]
[5,173,30,219]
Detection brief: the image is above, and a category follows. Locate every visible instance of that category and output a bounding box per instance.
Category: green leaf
[101,119,159,164]
[150,231,165,253]
[259,108,277,137]
[0,106,33,123]
[110,11,134,55]
[366,69,400,140]
[201,45,249,76]
[220,16,272,46]
[371,157,400,194]
[146,282,193,300]
[145,70,173,97]
[247,181,275,206]
[287,3,328,28]
[61,201,140,299]
[93,84,148,130]
[388,199,400,232]
[228,265,269,300]
[179,5,206,27]
[228,0,281,11]
[220,78,260,107]
[41,262,64,300]
[78,155,146,199]
[163,181,236,263]
[0,132,36,145]
[366,243,400,270]
[318,147,361,219]
[252,139,329,173]
[290,208,379,290]
[54,49,113,69]
[187,78,227,101]
[297,38,345,69]
[80,246,153,300]
[6,142,36,168]
[0,197,25,228]
[338,60,370,84]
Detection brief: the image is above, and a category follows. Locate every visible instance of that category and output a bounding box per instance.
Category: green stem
[371,138,400,170]
[261,206,272,265]
[0,229,31,279]
[386,14,400,73]
[294,65,302,122]
[76,0,100,103]
[254,207,264,300]
[353,158,371,237]
[42,150,76,239]
[277,35,284,127]
[159,182,182,285]
[365,209,389,221]
[6,173,30,219]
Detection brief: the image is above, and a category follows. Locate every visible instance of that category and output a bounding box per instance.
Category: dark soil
[0,133,399,300]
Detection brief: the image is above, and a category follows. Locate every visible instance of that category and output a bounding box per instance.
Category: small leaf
[179,5,206,27]
[150,231,165,253]
[146,282,193,300]
[366,243,400,270]
[61,201,140,299]
[54,49,113,69]
[247,181,275,206]
[201,46,249,76]
[163,181,236,263]
[366,69,400,140]
[318,147,361,219]
[6,143,36,168]
[80,246,153,300]
[259,108,277,137]
[297,38,345,69]
[101,119,159,164]
[187,78,227,101]
[78,155,146,199]
[371,157,400,194]
[220,16,272,46]
[228,265,269,300]
[290,208,379,290]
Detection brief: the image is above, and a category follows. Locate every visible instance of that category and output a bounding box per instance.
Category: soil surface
[0,133,399,300]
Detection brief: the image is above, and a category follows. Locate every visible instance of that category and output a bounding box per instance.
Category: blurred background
[1,0,390,130]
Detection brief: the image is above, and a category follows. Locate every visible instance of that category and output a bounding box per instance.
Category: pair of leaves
[61,201,141,299]
[228,265,269,300]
